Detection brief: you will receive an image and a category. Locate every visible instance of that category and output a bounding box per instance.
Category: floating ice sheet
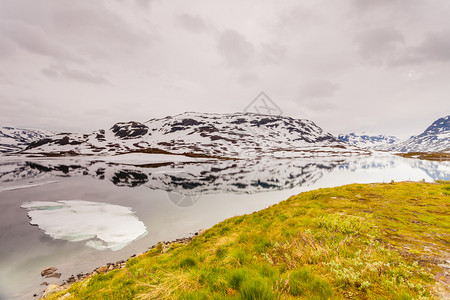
[21,200,147,251]
[0,180,58,192]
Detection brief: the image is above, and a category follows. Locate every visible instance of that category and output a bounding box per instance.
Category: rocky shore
[38,231,203,299]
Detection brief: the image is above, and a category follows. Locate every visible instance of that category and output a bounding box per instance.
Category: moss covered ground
[46,181,450,299]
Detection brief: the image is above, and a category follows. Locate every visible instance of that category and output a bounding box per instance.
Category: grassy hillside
[46,181,449,299]
[395,152,450,161]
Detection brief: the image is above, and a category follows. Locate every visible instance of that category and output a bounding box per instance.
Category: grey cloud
[134,0,153,9]
[389,31,450,66]
[0,36,15,59]
[52,6,151,47]
[301,80,339,99]
[354,27,405,64]
[176,13,208,33]
[216,29,255,68]
[2,21,82,63]
[237,71,260,86]
[260,42,286,64]
[351,0,400,11]
[42,65,109,85]
[276,5,314,33]
[417,31,450,62]
[304,99,337,112]
[0,72,13,85]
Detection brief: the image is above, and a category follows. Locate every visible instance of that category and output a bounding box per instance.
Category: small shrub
[258,263,276,278]
[215,246,227,259]
[240,278,274,300]
[180,291,209,300]
[395,292,413,300]
[316,213,376,236]
[232,248,248,266]
[228,269,245,290]
[220,226,231,234]
[289,268,332,299]
[180,257,196,268]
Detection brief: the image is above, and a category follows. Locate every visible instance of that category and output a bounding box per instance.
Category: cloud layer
[0,0,449,138]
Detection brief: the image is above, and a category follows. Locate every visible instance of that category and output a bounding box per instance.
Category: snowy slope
[385,115,450,153]
[337,132,399,150]
[23,112,368,158]
[0,127,57,153]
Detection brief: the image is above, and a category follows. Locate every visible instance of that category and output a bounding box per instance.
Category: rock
[46,272,61,279]
[42,284,62,299]
[161,244,171,254]
[41,282,49,286]
[108,265,114,271]
[41,267,57,277]
[97,266,108,273]
[59,293,72,300]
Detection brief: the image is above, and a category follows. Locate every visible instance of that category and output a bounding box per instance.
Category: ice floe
[21,200,147,251]
[0,180,58,192]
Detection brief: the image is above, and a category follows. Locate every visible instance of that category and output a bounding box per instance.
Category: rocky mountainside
[0,127,57,153]
[22,112,368,158]
[337,132,399,150]
[386,115,450,153]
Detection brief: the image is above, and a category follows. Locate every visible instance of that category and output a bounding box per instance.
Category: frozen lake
[0,154,449,299]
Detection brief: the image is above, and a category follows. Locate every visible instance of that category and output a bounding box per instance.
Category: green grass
[46,181,450,299]
[396,152,450,161]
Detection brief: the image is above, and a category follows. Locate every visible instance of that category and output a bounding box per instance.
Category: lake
[0,154,449,299]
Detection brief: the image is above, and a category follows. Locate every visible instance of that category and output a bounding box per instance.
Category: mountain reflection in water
[0,156,448,197]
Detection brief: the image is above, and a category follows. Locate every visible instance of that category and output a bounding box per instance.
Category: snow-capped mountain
[337,132,399,150]
[0,127,57,153]
[386,115,450,153]
[23,112,368,158]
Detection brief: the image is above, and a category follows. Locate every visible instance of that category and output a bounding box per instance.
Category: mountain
[22,112,368,158]
[386,115,450,153]
[0,127,57,153]
[337,132,399,150]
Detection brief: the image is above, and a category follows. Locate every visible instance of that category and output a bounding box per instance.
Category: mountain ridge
[337,132,399,150]
[385,115,449,153]
[20,112,368,158]
[0,127,57,153]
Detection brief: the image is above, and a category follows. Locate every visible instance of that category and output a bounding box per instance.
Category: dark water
[0,155,448,299]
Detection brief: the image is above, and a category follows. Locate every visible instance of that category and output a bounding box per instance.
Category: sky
[0,0,449,140]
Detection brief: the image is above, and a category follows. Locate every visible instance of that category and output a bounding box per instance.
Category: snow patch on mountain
[0,127,57,153]
[337,132,399,150]
[386,115,450,153]
[23,112,369,158]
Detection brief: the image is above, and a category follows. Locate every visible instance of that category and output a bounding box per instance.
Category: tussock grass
[46,181,450,299]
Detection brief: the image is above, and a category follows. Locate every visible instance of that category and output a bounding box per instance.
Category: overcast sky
[0,0,449,139]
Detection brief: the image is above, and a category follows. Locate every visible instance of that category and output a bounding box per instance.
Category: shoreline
[39,232,204,299]
[38,181,450,299]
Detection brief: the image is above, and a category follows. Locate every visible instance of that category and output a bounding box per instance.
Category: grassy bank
[395,152,450,161]
[46,181,449,299]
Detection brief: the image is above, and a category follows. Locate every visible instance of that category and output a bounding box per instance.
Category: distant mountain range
[338,115,449,153]
[0,127,56,153]
[18,112,367,158]
[1,113,448,156]
[385,115,449,152]
[337,133,399,150]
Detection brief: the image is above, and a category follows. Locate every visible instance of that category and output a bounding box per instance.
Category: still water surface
[0,154,448,299]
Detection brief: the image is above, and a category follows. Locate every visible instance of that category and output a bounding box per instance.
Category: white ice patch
[21,200,147,251]
[0,180,58,192]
